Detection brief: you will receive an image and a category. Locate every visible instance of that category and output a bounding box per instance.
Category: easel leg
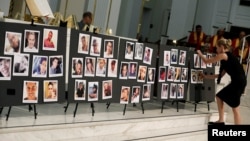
[0,107,3,115]
[28,104,33,112]
[141,102,144,114]
[161,101,165,113]
[194,102,198,112]
[207,101,210,111]
[91,102,95,116]
[106,102,111,109]
[64,101,69,113]
[33,104,37,119]
[176,101,179,112]
[6,106,12,121]
[73,103,79,117]
[123,104,127,115]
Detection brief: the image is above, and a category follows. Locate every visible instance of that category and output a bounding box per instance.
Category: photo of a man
[13,53,29,76]
[4,31,21,55]
[23,81,38,103]
[24,30,40,53]
[78,33,90,54]
[43,28,58,51]
[74,79,86,100]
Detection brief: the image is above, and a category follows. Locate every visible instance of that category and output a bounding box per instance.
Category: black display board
[0,21,67,106]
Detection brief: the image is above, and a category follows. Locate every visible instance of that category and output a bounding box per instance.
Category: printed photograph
[191,69,197,84]
[142,84,151,101]
[49,55,63,77]
[173,67,181,82]
[134,43,143,60]
[120,86,130,104]
[43,28,58,51]
[74,79,86,100]
[178,50,186,65]
[119,62,129,79]
[131,86,140,103]
[4,31,22,55]
[181,67,188,83]
[43,80,58,102]
[84,57,96,77]
[170,83,177,99]
[128,62,138,79]
[161,83,169,99]
[163,51,170,66]
[103,39,114,58]
[143,47,153,65]
[177,84,184,99]
[147,67,155,84]
[72,58,83,78]
[207,53,212,67]
[32,55,48,78]
[137,65,147,82]
[159,66,167,82]
[125,41,134,60]
[78,33,90,54]
[90,36,102,56]
[170,49,178,64]
[201,55,207,69]
[197,70,204,84]
[88,81,98,101]
[107,59,118,77]
[194,53,200,68]
[13,53,29,76]
[22,80,38,103]
[102,80,112,100]
[96,58,107,77]
[167,66,175,82]
[23,30,40,53]
[0,57,12,80]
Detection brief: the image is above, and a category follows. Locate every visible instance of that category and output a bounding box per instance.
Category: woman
[197,38,246,125]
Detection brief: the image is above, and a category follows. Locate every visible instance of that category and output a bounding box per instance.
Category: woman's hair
[216,39,232,49]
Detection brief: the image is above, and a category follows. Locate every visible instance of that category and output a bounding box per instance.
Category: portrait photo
[137,65,147,82]
[181,67,188,83]
[163,51,170,66]
[201,54,207,69]
[13,53,29,76]
[119,62,129,79]
[147,67,155,84]
[88,81,98,101]
[173,67,181,82]
[0,57,12,81]
[167,66,175,82]
[22,80,38,103]
[74,79,86,100]
[170,83,177,99]
[134,42,143,60]
[170,49,178,65]
[177,84,184,99]
[194,54,200,68]
[206,53,212,67]
[72,58,83,78]
[4,31,22,55]
[102,80,112,100]
[159,66,166,82]
[120,86,130,104]
[128,62,138,79]
[43,80,58,102]
[90,36,102,56]
[43,28,58,51]
[142,84,151,101]
[107,59,118,77]
[32,55,48,78]
[191,69,197,84]
[103,39,114,58]
[49,55,63,77]
[23,30,40,53]
[131,86,140,103]
[125,41,134,60]
[96,58,107,77]
[197,70,204,84]
[78,33,90,54]
[143,47,153,65]
[178,50,186,65]
[84,57,96,77]
[161,83,169,99]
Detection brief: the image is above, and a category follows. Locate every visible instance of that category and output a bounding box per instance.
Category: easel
[106,102,111,109]
[73,102,95,117]
[161,100,183,113]
[63,101,69,113]
[122,102,145,115]
[28,104,38,119]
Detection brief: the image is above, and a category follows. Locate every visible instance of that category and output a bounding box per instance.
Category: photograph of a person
[23,30,40,53]
[159,66,166,82]
[143,47,153,65]
[43,80,58,102]
[191,69,197,84]
[88,81,98,101]
[128,62,138,79]
[170,49,178,64]
[194,53,200,68]
[206,53,212,67]
[170,83,177,99]
[96,58,106,77]
[13,53,29,76]
[4,31,21,55]
[147,67,155,84]
[0,57,11,81]
[125,41,134,60]
[43,28,58,51]
[22,80,38,103]
[102,80,112,100]
[119,62,129,79]
[72,58,83,78]
[178,50,186,65]
[120,86,130,104]
[90,36,102,56]
[142,84,151,101]
[181,68,188,83]
[167,66,175,82]
[163,51,170,66]
[134,42,143,60]
[32,55,48,78]
[174,67,181,82]
[161,83,169,99]
[197,70,204,84]
[201,54,207,69]
[74,79,86,100]
[131,86,140,103]
[78,33,90,54]
[137,65,147,82]
[103,39,114,58]
[177,84,184,99]
[84,57,96,77]
[49,55,63,77]
[107,59,118,77]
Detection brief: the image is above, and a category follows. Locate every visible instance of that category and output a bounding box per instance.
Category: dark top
[76,88,84,97]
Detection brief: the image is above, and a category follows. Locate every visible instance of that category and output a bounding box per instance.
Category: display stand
[0,107,3,115]
[90,102,95,116]
[106,102,111,109]
[123,104,127,115]
[161,100,181,113]
[5,106,11,121]
[63,101,69,113]
[141,102,144,114]
[33,104,38,119]
[73,102,78,117]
